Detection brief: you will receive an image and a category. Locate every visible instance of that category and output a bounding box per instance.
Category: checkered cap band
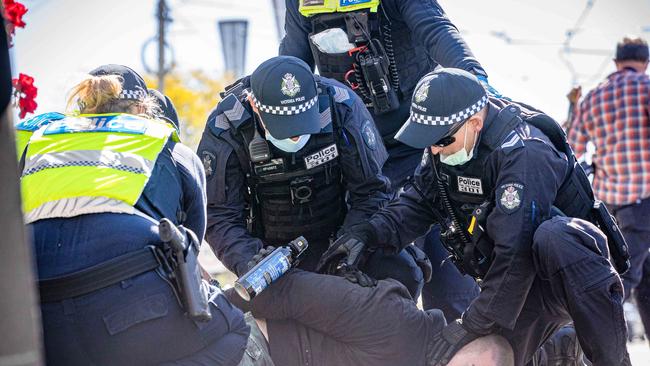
[119,89,147,100]
[250,94,318,116]
[409,95,488,126]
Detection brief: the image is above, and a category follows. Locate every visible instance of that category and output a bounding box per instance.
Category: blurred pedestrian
[568,35,650,341]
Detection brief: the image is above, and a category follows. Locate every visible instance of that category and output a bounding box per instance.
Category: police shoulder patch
[361,120,377,150]
[201,151,216,179]
[497,182,524,214]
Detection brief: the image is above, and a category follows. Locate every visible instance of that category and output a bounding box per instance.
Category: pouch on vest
[308,9,400,114]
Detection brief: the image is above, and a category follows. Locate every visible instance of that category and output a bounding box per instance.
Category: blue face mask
[266,132,311,153]
[439,126,476,166]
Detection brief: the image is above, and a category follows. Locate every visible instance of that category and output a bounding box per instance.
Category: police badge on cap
[281,73,301,97]
[250,56,321,140]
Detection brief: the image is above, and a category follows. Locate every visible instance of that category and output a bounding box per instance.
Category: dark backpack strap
[482,104,522,150]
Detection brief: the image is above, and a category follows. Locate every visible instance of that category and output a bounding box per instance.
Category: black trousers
[499,217,630,366]
[608,197,650,339]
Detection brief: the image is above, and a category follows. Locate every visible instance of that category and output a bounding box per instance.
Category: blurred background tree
[146,70,233,149]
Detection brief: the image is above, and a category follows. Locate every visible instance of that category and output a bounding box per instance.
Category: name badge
[304,144,338,169]
[457,176,483,195]
[254,158,285,176]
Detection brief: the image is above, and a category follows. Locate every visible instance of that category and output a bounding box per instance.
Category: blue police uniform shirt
[281,0,487,154]
[197,76,391,277]
[365,101,570,331]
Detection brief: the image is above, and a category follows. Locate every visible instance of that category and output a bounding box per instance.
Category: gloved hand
[476,74,506,100]
[316,233,367,274]
[246,246,277,272]
[339,266,378,287]
[429,319,481,365]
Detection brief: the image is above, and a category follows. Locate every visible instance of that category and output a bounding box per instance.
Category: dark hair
[615,36,649,62]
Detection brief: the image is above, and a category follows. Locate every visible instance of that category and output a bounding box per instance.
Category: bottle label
[244,251,291,295]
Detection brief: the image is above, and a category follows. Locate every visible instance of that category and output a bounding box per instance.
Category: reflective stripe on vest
[299,0,379,17]
[21,113,178,224]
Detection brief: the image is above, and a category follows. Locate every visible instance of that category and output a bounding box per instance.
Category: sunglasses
[432,121,466,147]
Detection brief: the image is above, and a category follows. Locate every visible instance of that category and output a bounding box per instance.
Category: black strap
[39,247,160,303]
[482,105,522,150]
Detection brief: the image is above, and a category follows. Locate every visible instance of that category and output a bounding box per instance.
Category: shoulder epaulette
[207,93,252,136]
[499,130,525,154]
[330,84,353,107]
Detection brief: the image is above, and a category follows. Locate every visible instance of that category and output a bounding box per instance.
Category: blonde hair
[66,74,159,117]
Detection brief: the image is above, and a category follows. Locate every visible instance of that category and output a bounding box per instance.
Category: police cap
[89,64,148,102]
[395,68,488,149]
[250,56,321,140]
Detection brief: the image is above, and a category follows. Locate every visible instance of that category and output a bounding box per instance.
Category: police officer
[149,88,180,131]
[282,0,486,318]
[22,65,250,365]
[319,68,631,366]
[197,55,426,298]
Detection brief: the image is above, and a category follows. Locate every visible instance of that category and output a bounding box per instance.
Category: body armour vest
[216,80,348,248]
[251,130,346,247]
[306,6,429,114]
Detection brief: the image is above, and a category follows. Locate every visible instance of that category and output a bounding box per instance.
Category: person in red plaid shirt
[568,35,650,341]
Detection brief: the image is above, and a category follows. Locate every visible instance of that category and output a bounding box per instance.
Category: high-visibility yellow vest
[15,112,66,160]
[21,113,179,224]
[299,0,379,17]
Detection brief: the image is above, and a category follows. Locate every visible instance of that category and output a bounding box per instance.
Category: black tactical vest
[307,8,428,110]
[250,130,346,247]
[429,108,515,277]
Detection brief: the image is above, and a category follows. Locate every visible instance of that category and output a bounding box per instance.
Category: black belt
[39,247,161,303]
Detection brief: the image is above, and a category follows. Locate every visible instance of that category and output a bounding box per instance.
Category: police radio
[358,44,400,115]
[248,124,270,163]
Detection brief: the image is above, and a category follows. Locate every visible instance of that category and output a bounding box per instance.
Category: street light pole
[157,0,167,92]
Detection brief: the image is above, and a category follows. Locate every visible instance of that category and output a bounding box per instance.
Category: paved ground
[629,341,649,365]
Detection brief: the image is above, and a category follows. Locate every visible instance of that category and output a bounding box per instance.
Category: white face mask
[266,132,311,153]
[439,125,477,166]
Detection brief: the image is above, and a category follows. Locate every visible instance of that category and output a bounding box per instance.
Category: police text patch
[304,144,338,169]
[498,182,524,214]
[457,176,483,195]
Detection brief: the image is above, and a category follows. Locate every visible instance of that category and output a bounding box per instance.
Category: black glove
[339,266,377,287]
[316,233,367,274]
[317,223,377,274]
[246,246,276,272]
[429,319,481,365]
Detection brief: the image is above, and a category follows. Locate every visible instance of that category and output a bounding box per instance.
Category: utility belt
[38,219,213,322]
[308,11,401,114]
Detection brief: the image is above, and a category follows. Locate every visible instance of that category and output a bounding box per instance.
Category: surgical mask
[266,132,311,153]
[439,126,477,166]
